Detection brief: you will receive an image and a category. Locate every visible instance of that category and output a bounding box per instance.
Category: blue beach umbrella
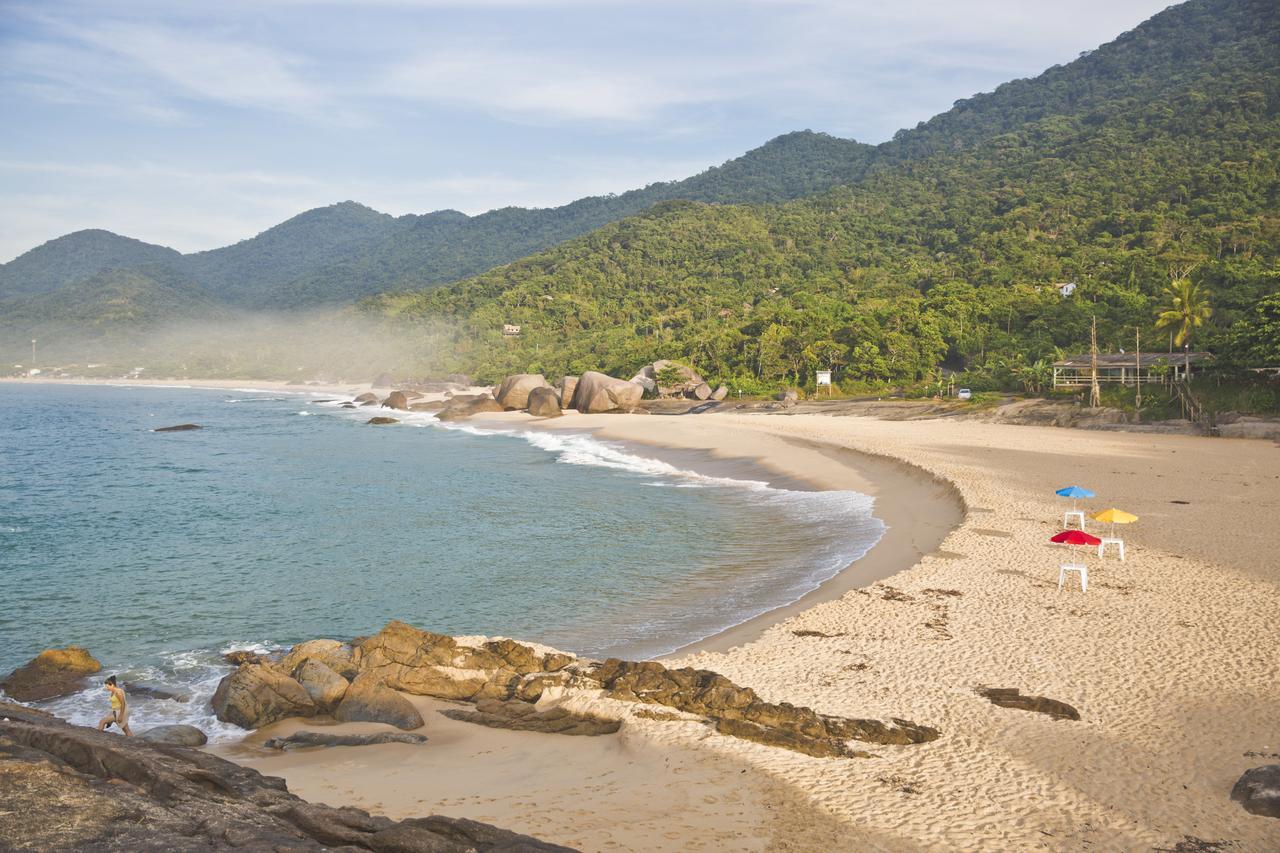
[1055,485,1095,513]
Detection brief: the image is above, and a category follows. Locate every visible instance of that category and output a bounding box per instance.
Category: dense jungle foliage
[372,0,1280,394]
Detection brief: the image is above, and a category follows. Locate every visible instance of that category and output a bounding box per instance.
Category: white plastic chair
[1063,510,1086,530]
[1058,563,1088,593]
[1098,538,1125,561]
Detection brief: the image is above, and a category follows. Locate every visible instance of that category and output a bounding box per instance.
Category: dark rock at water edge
[435,394,503,421]
[154,423,202,432]
[125,681,191,703]
[381,390,410,410]
[977,687,1080,720]
[0,646,101,702]
[265,730,430,750]
[1232,765,1280,818]
[353,392,379,404]
[138,724,208,746]
[526,386,562,418]
[0,700,575,851]
[223,649,268,666]
[366,416,399,425]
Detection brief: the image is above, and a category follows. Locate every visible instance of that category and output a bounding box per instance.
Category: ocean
[0,382,884,739]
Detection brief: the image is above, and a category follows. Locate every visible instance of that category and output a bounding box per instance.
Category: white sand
[220,408,1279,851]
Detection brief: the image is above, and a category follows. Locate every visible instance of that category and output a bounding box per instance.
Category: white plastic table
[1058,563,1088,592]
[1098,537,1126,561]
[1063,510,1086,530]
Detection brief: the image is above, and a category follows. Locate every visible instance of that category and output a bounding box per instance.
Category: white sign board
[816,370,832,386]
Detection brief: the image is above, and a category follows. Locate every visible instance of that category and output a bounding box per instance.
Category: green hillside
[0,231,183,300]
[373,0,1280,390]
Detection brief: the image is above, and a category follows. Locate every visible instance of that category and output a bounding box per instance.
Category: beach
[220,409,1280,851]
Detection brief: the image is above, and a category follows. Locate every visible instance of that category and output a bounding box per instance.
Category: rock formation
[711,385,729,401]
[0,700,573,851]
[154,423,203,432]
[690,382,713,401]
[265,730,430,750]
[976,687,1081,721]
[366,416,399,425]
[281,638,358,679]
[1232,765,1280,818]
[211,663,317,729]
[495,374,551,410]
[526,386,562,418]
[441,698,620,736]
[353,392,380,404]
[634,360,706,398]
[292,659,350,712]
[223,649,268,666]
[381,390,410,410]
[138,724,208,746]
[436,394,504,421]
[0,646,101,701]
[334,673,425,730]
[570,371,644,414]
[554,375,578,407]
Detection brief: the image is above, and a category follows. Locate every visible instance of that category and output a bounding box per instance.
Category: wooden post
[1135,327,1142,412]
[1089,316,1101,408]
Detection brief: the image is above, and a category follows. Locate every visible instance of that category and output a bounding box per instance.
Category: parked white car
[957,388,972,400]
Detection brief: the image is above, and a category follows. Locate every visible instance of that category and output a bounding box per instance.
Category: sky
[0,0,1175,262]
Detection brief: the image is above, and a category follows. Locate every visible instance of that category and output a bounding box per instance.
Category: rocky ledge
[216,620,940,759]
[0,700,573,851]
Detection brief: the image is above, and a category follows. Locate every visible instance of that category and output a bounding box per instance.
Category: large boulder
[334,674,424,730]
[1232,765,1280,818]
[633,360,705,398]
[690,382,713,401]
[409,399,446,412]
[366,416,399,425]
[570,371,644,414]
[494,374,551,410]
[0,646,101,702]
[0,700,572,851]
[711,385,729,401]
[381,391,410,410]
[292,659,350,712]
[352,392,379,404]
[435,394,503,421]
[223,649,267,666]
[555,376,579,406]
[138,724,208,746]
[280,639,358,679]
[527,386,562,418]
[211,664,317,730]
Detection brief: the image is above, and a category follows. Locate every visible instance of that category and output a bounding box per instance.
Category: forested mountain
[0,230,183,300]
[0,132,873,320]
[373,0,1280,388]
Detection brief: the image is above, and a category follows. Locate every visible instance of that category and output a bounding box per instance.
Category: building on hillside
[502,324,521,337]
[1051,352,1211,388]
[1055,282,1077,298]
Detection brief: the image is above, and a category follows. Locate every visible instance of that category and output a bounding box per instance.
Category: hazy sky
[0,0,1174,262]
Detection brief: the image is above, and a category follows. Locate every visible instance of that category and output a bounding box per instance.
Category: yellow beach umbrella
[1092,508,1138,538]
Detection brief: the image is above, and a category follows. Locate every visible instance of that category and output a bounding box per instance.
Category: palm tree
[1155,274,1212,348]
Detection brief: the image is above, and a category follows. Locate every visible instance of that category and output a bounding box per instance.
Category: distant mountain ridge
[0,131,875,316]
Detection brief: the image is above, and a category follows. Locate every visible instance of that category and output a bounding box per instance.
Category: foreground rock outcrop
[265,730,430,750]
[209,620,940,760]
[0,646,101,701]
[569,371,644,414]
[0,700,573,851]
[436,394,504,421]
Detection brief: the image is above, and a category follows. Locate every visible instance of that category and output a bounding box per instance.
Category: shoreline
[473,411,966,658]
[0,375,375,396]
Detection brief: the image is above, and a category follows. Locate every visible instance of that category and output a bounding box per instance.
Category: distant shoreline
[0,376,374,396]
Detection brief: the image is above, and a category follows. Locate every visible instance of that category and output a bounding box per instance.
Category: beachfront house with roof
[1051,352,1212,389]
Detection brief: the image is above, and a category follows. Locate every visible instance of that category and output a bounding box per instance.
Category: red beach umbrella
[1050,529,1101,546]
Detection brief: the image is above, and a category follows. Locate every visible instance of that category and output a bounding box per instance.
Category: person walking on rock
[96,675,132,736]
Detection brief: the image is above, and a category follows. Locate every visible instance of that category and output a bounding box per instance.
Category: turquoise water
[0,383,883,738]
